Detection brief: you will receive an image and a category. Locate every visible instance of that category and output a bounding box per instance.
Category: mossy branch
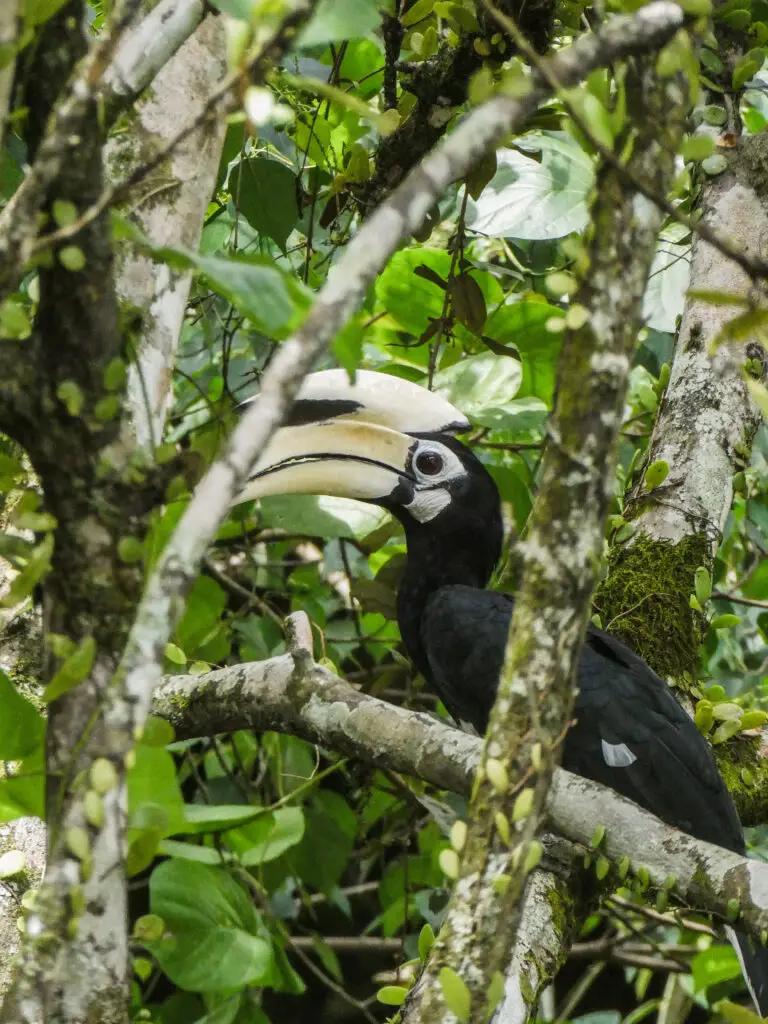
[594,116,768,824]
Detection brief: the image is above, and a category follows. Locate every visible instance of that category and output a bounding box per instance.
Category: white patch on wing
[457,719,479,736]
[601,739,637,768]
[406,488,452,523]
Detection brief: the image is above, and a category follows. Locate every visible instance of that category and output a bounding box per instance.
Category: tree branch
[109,12,226,448]
[402,50,688,1024]
[102,0,207,123]
[0,0,18,157]
[594,116,768,823]
[101,0,688,778]
[0,0,141,304]
[151,648,768,947]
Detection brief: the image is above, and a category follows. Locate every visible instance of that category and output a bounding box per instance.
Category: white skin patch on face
[406,488,452,523]
[601,739,637,768]
[402,440,468,523]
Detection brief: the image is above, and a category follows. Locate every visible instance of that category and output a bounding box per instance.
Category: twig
[713,591,768,610]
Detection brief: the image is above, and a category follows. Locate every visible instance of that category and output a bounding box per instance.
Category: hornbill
[238,369,768,1014]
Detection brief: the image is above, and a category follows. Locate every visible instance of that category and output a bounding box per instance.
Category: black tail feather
[727,926,768,1017]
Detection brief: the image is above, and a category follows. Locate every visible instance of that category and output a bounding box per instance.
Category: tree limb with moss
[593,60,768,824]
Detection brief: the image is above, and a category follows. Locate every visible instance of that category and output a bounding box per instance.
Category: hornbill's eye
[415,450,444,476]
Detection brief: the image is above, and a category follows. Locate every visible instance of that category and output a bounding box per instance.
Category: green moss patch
[595,533,710,683]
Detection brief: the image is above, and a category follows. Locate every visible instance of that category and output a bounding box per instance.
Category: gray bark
[107,11,226,447]
[152,645,768,943]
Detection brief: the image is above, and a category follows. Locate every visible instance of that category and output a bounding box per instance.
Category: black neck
[394,512,502,681]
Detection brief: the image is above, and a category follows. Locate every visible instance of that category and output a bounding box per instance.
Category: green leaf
[147,860,273,992]
[719,1000,766,1024]
[0,671,44,759]
[733,58,761,91]
[467,150,497,200]
[711,614,741,629]
[691,944,742,992]
[231,157,299,250]
[258,494,389,540]
[376,249,451,336]
[0,749,45,821]
[695,567,712,604]
[1,533,53,608]
[298,0,380,45]
[566,88,615,149]
[22,0,69,27]
[468,132,594,240]
[643,233,690,333]
[234,807,306,866]
[682,135,716,161]
[150,247,312,339]
[418,923,436,961]
[0,298,32,339]
[291,792,356,892]
[377,986,408,1006]
[702,154,729,176]
[484,301,564,405]
[438,966,471,1022]
[164,642,187,665]
[58,246,86,272]
[644,460,669,490]
[128,744,185,840]
[43,636,96,702]
[157,839,235,864]
[52,200,77,227]
[176,576,227,656]
[434,352,531,432]
[182,804,264,835]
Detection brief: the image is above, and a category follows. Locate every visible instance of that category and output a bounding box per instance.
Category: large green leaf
[0,750,44,822]
[150,246,312,338]
[231,157,299,250]
[291,792,356,892]
[0,670,44,759]
[691,944,743,992]
[433,352,545,432]
[224,807,306,866]
[258,494,390,540]
[376,250,503,338]
[147,860,273,993]
[176,576,227,656]
[642,223,691,332]
[468,133,594,240]
[376,250,451,336]
[484,301,564,405]
[182,804,264,835]
[299,0,380,45]
[128,745,186,840]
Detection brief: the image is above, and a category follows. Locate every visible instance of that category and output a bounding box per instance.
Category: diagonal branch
[151,647,768,946]
[403,50,690,1024]
[0,0,18,156]
[102,0,207,123]
[116,0,691,740]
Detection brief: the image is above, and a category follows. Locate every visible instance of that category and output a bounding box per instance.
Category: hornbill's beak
[235,370,469,506]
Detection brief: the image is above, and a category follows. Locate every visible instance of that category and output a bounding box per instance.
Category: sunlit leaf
[467,132,594,240]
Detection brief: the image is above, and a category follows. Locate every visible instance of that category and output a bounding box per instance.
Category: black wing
[420,585,744,853]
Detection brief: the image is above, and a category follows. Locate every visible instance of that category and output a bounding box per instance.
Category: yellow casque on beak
[234,370,469,508]
[236,420,415,505]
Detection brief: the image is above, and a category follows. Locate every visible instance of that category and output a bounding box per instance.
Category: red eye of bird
[415,450,444,476]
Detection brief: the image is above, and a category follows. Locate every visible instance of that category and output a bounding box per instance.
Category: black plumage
[382,433,768,1014]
